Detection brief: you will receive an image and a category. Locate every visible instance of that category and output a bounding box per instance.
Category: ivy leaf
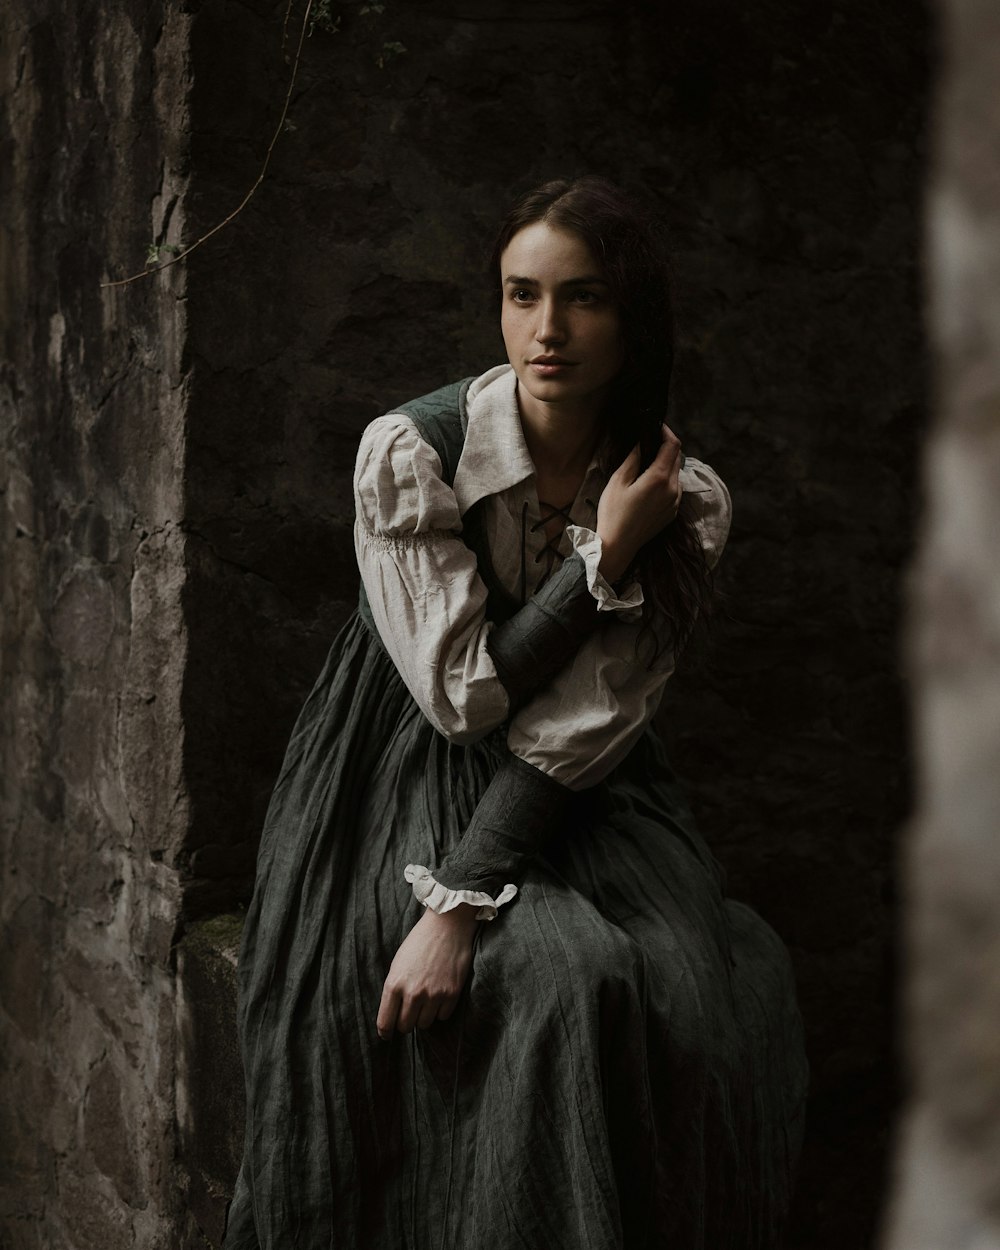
[309,0,340,36]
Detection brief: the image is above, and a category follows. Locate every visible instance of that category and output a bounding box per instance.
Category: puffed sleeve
[506,625,673,789]
[681,457,732,571]
[353,414,511,745]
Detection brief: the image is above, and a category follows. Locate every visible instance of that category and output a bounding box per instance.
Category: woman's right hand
[597,424,684,582]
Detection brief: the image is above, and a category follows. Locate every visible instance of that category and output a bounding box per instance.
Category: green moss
[184,913,245,959]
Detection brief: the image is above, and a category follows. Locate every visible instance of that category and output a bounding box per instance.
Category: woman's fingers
[395,998,417,1034]
[436,995,459,1023]
[376,984,401,1040]
[416,998,440,1030]
[611,443,642,486]
[379,990,451,1037]
[649,426,684,516]
[653,423,683,471]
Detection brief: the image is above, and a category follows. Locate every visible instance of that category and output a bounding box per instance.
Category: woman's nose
[536,299,566,344]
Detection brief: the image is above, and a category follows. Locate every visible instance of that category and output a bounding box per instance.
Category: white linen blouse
[353,364,732,915]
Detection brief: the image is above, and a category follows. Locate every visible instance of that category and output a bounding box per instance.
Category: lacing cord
[519,497,597,595]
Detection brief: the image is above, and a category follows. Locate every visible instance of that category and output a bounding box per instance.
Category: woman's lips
[528,359,576,377]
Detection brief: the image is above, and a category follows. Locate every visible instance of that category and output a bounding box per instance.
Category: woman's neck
[516,385,604,481]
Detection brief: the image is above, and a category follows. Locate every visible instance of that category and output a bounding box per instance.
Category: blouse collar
[453,366,534,516]
[453,363,712,517]
[453,365,606,517]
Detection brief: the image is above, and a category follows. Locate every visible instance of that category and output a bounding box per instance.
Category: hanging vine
[101,1,406,290]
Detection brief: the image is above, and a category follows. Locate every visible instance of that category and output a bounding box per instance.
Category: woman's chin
[516,372,611,416]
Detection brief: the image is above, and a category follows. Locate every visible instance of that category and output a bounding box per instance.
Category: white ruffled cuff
[564,525,644,619]
[404,864,518,921]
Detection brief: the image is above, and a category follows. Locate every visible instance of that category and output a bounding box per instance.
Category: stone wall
[0,1,931,1246]
[0,2,192,1246]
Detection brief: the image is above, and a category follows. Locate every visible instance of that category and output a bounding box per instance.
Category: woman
[224,177,808,1250]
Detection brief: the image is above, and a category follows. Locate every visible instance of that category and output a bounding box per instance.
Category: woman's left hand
[376,904,480,1039]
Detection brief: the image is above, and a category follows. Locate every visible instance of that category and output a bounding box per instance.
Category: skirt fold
[226,613,807,1250]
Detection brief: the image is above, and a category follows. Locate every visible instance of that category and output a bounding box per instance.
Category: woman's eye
[511,289,534,303]
[572,290,599,304]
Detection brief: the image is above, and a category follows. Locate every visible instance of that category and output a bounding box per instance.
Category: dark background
[185,4,929,1241]
[0,1,931,1245]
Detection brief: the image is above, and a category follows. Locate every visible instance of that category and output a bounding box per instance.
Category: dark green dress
[223,386,808,1250]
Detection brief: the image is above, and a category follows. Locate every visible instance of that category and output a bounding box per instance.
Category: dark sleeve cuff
[485,553,602,711]
[431,750,572,898]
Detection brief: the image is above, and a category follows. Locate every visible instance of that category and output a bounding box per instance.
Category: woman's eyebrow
[503,275,610,287]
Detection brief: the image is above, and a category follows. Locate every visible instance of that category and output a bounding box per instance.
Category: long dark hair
[490,175,713,659]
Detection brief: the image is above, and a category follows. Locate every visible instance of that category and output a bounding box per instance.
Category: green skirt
[223,611,807,1249]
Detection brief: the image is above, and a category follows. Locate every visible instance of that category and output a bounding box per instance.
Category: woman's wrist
[597,534,632,584]
[421,901,481,932]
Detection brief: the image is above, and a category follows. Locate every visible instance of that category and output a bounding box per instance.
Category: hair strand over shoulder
[491,175,715,662]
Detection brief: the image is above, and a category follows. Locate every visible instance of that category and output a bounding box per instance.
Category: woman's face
[499,221,625,419]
